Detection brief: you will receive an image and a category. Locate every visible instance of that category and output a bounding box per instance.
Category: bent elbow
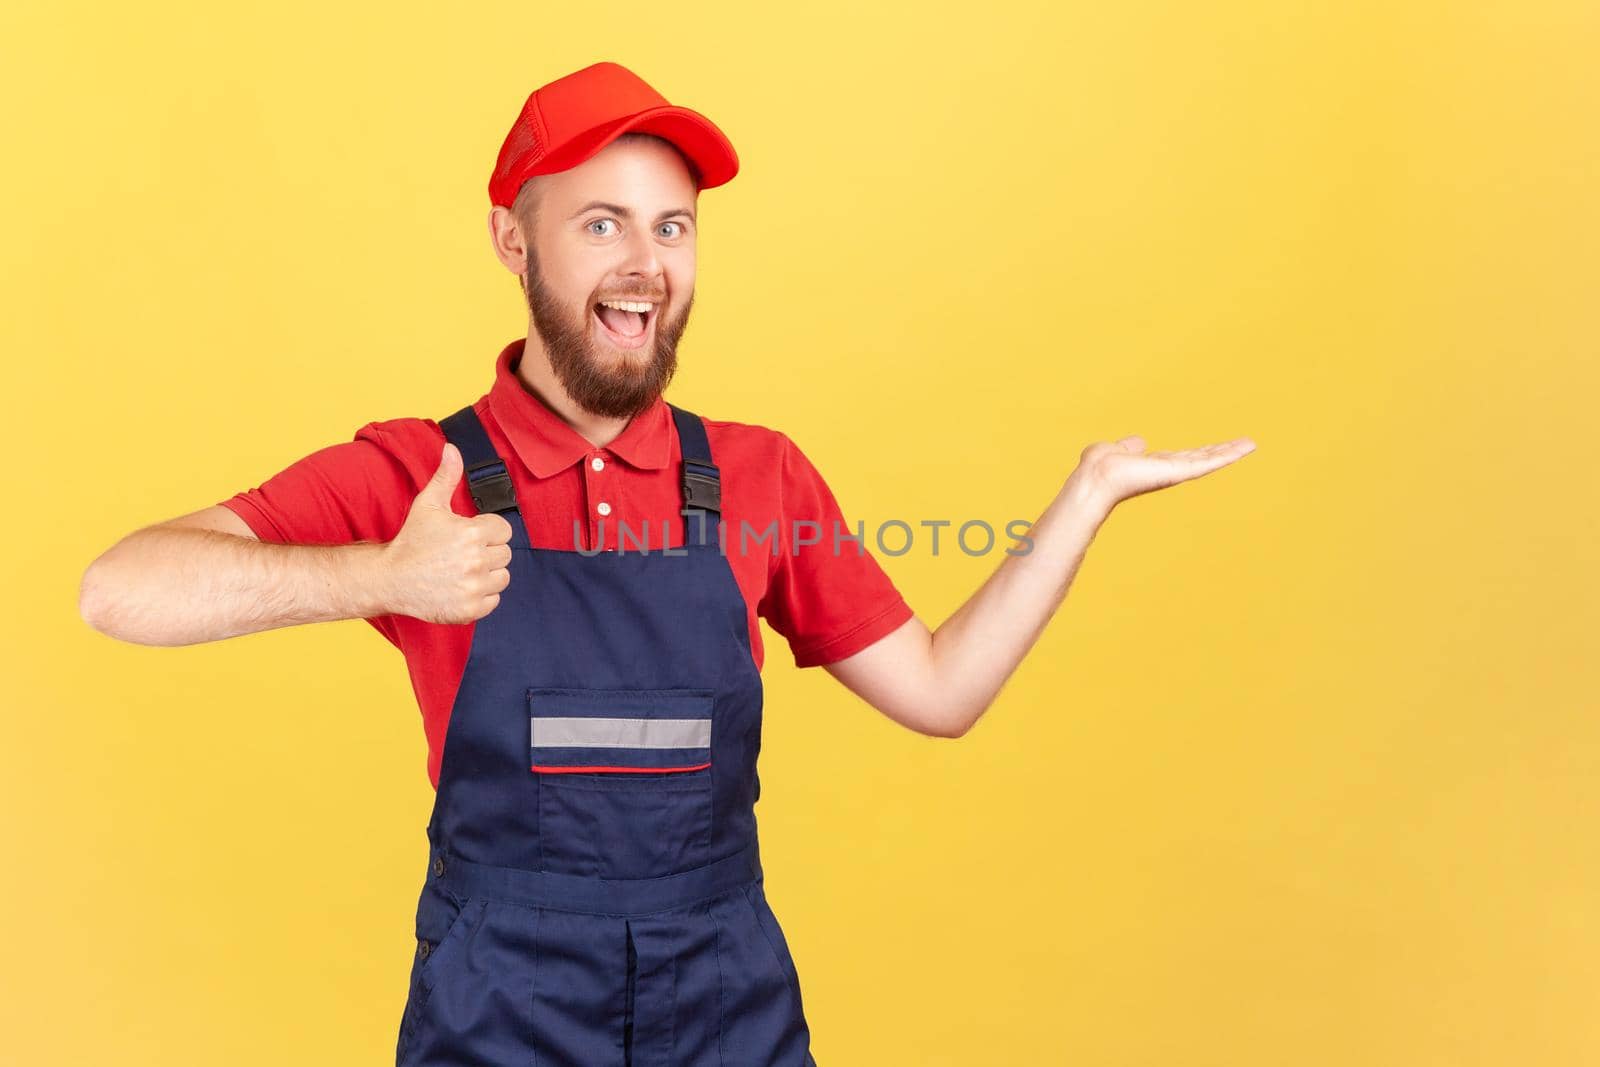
[928,705,976,740]
[79,556,136,641]
[78,561,113,634]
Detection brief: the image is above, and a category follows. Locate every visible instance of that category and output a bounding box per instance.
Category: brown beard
[521,260,693,419]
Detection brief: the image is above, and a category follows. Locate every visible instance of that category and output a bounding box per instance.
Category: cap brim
[527,104,740,191]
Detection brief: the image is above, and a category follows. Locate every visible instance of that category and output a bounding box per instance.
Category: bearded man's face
[512,137,700,419]
[521,251,694,419]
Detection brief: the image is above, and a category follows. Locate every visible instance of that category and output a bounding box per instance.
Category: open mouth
[592,301,658,350]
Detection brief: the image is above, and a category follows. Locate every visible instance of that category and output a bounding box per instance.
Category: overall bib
[394,403,818,1066]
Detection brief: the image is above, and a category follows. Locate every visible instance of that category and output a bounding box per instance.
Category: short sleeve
[217,420,434,646]
[759,433,915,668]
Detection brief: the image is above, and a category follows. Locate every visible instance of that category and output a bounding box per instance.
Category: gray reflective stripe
[531,717,712,749]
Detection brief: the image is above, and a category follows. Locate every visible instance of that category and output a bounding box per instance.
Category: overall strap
[438,405,522,517]
[668,403,721,547]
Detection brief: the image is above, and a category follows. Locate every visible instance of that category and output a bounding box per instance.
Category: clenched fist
[381,441,515,624]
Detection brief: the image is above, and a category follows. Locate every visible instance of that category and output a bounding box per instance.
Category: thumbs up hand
[382,441,515,624]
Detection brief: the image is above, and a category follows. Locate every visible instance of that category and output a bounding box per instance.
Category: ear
[487,205,530,276]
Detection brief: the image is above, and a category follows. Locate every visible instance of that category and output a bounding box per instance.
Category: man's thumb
[419,441,464,506]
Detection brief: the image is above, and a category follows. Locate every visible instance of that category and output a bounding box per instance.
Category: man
[79,61,1255,1066]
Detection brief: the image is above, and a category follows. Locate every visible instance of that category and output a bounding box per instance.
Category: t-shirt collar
[486,338,672,478]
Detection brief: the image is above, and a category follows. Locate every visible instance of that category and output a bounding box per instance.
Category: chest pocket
[528,687,715,879]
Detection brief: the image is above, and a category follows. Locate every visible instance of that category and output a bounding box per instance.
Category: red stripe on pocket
[531,761,713,774]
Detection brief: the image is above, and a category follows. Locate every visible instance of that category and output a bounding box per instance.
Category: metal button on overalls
[394,403,818,1066]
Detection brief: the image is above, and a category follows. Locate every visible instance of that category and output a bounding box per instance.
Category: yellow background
[4,1,1597,1063]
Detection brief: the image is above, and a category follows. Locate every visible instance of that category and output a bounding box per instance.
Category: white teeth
[598,299,654,313]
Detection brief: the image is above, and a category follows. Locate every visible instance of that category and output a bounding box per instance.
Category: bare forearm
[928,477,1110,733]
[826,434,1254,737]
[80,527,395,647]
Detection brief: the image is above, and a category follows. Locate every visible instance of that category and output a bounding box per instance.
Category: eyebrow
[569,200,696,224]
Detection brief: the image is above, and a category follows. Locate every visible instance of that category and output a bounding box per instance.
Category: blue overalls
[394,402,818,1066]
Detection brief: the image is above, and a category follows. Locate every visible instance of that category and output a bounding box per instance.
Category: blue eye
[659,222,683,238]
[587,219,617,236]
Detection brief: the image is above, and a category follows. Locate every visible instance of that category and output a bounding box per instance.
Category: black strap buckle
[681,458,721,514]
[465,459,518,514]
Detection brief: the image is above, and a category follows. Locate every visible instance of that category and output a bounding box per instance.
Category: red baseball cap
[488,61,740,208]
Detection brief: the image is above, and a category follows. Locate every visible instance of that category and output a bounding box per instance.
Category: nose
[616,222,663,283]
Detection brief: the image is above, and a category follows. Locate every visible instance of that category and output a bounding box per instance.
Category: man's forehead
[543,141,697,211]
[559,196,698,224]
[548,177,697,212]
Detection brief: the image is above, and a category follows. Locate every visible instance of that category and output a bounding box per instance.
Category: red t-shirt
[219,338,915,788]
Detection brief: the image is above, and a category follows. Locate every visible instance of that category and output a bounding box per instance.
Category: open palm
[1075,434,1258,508]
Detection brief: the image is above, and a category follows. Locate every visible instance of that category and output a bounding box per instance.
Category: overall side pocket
[744,879,802,995]
[397,891,485,1061]
[415,894,482,994]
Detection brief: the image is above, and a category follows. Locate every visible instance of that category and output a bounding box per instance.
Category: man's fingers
[416,442,464,508]
[474,513,515,544]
